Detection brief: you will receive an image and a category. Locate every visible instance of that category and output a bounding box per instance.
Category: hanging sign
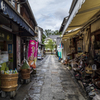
[16,36,21,68]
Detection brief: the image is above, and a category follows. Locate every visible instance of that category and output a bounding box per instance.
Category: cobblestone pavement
[23,55,86,100]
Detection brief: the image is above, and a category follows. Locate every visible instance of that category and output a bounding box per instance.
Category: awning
[62,0,100,35]
[0,0,35,36]
[62,29,80,40]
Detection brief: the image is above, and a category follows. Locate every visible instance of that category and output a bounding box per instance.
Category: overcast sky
[29,0,72,31]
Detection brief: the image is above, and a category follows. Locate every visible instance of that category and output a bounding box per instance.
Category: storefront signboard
[0,31,12,41]
[8,44,13,53]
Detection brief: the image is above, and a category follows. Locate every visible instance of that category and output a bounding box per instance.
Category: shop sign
[0,32,5,39]
[8,44,13,53]
[0,32,12,41]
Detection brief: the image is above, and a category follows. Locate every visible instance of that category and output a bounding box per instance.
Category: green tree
[44,29,52,36]
[42,33,46,44]
[52,30,62,35]
[44,29,61,36]
[45,39,55,53]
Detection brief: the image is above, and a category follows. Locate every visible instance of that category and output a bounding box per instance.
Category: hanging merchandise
[58,48,62,58]
[77,40,83,52]
[57,43,62,58]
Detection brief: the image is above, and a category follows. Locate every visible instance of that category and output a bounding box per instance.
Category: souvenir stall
[20,40,38,83]
[0,29,18,97]
[76,35,83,53]
[63,38,76,69]
[90,31,100,89]
[88,19,100,94]
[65,38,76,61]
[71,35,84,66]
[71,28,100,99]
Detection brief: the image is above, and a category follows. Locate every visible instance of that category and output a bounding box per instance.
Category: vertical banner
[28,40,36,61]
[16,36,21,69]
[28,40,38,65]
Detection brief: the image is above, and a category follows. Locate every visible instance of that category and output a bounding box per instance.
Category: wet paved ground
[23,55,86,100]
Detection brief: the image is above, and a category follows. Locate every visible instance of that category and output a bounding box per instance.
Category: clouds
[28,0,72,31]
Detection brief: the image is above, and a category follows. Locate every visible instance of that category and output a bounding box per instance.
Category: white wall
[37,27,42,54]
[38,29,41,43]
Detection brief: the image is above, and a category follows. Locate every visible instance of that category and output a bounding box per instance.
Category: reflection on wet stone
[23,55,86,100]
[29,87,41,94]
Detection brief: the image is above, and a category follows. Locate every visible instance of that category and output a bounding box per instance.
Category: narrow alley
[20,55,86,100]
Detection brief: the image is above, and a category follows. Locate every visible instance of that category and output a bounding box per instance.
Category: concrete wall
[38,29,41,43]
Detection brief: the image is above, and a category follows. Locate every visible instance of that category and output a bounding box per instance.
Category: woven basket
[21,69,30,79]
[0,73,18,92]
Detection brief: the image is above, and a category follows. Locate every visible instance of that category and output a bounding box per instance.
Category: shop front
[0,27,19,97]
[0,28,13,70]
[60,0,100,98]
[69,38,76,59]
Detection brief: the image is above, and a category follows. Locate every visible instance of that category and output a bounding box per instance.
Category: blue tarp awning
[0,0,35,36]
